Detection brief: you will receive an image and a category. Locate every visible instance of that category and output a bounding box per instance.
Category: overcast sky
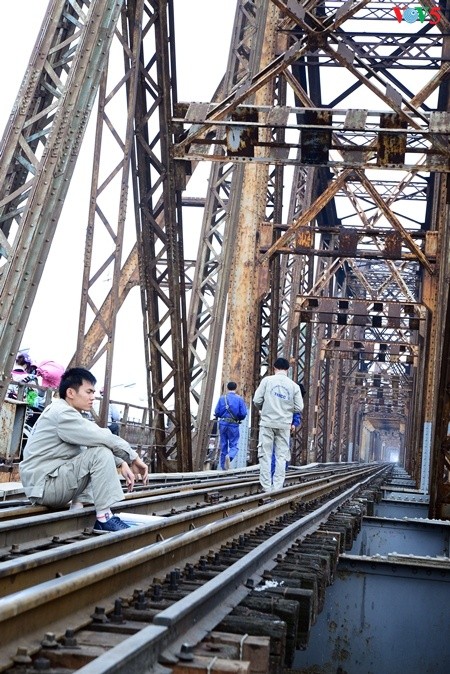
[0,0,234,403]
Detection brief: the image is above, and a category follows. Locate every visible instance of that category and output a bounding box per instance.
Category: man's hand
[120,458,148,492]
[120,462,136,492]
[131,456,149,485]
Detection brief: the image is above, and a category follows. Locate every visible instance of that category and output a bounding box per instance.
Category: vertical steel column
[132,0,192,471]
[187,0,265,469]
[75,0,145,426]
[219,1,276,393]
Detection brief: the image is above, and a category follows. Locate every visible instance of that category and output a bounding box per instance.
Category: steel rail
[0,465,387,669]
[0,465,379,596]
[64,467,388,673]
[1,464,376,542]
[0,473,260,522]
[0,462,363,524]
[0,474,259,523]
[0,479,256,524]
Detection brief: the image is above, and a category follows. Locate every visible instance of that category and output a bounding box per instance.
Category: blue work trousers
[219,421,240,469]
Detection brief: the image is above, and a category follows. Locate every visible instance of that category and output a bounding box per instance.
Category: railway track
[0,462,366,524]
[0,463,391,673]
[0,464,368,556]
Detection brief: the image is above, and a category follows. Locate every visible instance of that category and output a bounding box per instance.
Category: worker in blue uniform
[214,381,247,470]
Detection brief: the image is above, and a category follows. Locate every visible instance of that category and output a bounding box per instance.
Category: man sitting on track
[20,367,148,532]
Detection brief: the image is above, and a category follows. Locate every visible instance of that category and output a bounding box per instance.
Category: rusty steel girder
[0,0,124,404]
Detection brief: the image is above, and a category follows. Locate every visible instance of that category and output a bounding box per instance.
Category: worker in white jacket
[20,367,148,532]
[253,357,303,492]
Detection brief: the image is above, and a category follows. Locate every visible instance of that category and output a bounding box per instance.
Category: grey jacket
[20,398,138,500]
[253,372,303,429]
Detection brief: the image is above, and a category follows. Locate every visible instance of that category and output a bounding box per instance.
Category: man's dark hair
[227,381,237,391]
[59,367,96,399]
[274,357,290,371]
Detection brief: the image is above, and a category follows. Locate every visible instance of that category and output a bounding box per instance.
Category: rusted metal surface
[0,464,388,672]
[0,0,449,520]
[258,171,351,263]
[377,113,408,167]
[220,0,276,403]
[356,170,433,274]
[69,247,140,369]
[188,0,272,470]
[0,400,26,461]
[74,0,145,428]
[300,110,332,166]
[0,0,124,405]
[429,172,450,517]
[0,465,379,598]
[140,1,193,471]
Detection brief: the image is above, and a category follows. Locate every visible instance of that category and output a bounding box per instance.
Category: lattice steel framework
[1,0,450,516]
[0,0,123,400]
[187,0,264,469]
[171,0,449,510]
[72,0,193,470]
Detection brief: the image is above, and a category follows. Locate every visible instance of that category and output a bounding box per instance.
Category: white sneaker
[224,455,230,470]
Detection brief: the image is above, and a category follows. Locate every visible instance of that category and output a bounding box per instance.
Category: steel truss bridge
[0,0,450,518]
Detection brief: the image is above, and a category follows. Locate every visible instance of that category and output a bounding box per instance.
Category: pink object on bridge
[37,360,65,388]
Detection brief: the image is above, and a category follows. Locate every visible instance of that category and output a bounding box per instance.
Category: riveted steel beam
[0,0,124,404]
[188,0,272,470]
